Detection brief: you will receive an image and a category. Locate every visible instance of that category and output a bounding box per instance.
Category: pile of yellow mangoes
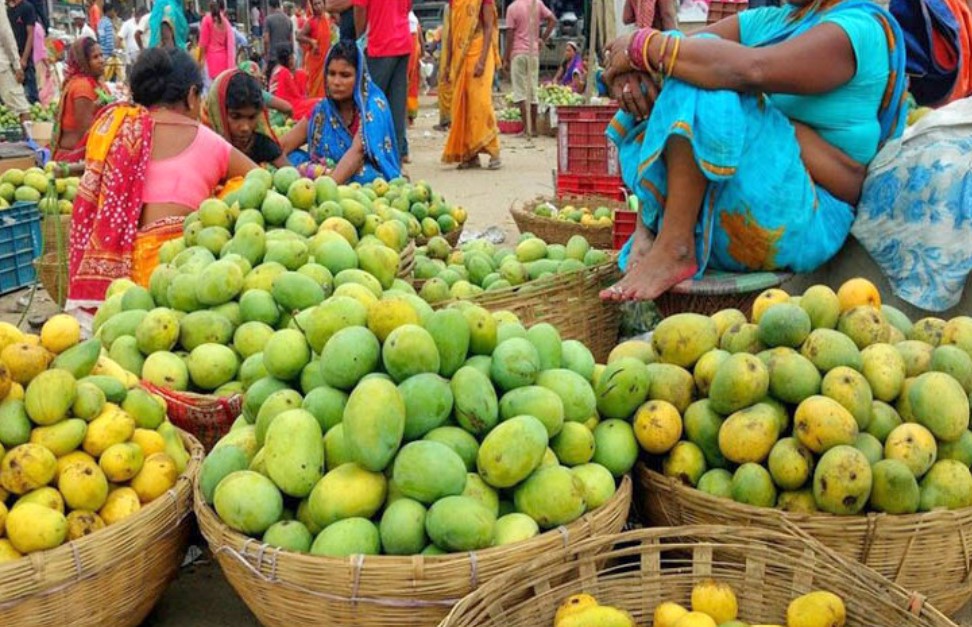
[0,315,191,562]
[554,579,845,627]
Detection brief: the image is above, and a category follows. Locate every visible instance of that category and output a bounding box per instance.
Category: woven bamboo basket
[0,430,204,626]
[195,475,632,627]
[439,525,958,627]
[433,260,622,363]
[414,226,463,248]
[509,196,620,249]
[33,252,69,307]
[652,271,793,318]
[397,239,416,279]
[40,214,71,253]
[637,464,972,616]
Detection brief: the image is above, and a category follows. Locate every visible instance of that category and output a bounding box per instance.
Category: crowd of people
[0,0,932,331]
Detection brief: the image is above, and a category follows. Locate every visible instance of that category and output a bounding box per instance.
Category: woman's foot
[624,223,655,272]
[600,241,698,302]
[457,157,481,170]
[487,157,502,170]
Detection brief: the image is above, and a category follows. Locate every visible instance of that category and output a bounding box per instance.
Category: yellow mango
[5,502,67,553]
[99,442,145,483]
[82,404,135,457]
[130,453,179,503]
[58,461,109,511]
[98,486,141,525]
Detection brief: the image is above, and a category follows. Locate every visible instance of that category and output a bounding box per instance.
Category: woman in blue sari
[148,0,189,50]
[280,41,401,184]
[598,0,908,301]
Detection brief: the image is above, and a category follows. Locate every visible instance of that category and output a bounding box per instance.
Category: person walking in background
[87,0,102,36]
[119,7,147,74]
[406,10,422,128]
[149,0,189,49]
[325,0,357,42]
[199,0,236,81]
[284,2,300,67]
[298,0,330,97]
[442,0,501,170]
[622,0,677,32]
[264,0,293,61]
[97,1,115,57]
[0,0,31,133]
[504,0,555,136]
[71,9,96,40]
[434,2,451,131]
[353,0,410,161]
[251,4,262,37]
[7,0,37,103]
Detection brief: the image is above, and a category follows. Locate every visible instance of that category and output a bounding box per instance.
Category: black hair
[226,72,264,111]
[130,48,204,107]
[104,1,115,14]
[326,40,359,72]
[276,45,294,66]
[269,0,280,8]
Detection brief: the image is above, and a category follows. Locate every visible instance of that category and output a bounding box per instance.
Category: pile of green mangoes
[195,302,632,556]
[0,167,77,214]
[411,233,611,304]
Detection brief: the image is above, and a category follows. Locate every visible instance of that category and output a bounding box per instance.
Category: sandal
[487,158,503,170]
[457,158,481,170]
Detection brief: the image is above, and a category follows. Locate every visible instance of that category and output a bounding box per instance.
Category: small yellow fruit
[837,278,881,312]
[99,442,145,482]
[752,289,790,323]
[66,510,106,540]
[1,342,53,385]
[57,451,98,479]
[554,593,599,626]
[83,404,135,457]
[98,487,142,525]
[691,579,738,623]
[654,601,689,627]
[59,461,109,511]
[786,590,846,627]
[0,443,58,495]
[0,538,23,563]
[7,381,24,400]
[633,400,683,454]
[13,486,65,513]
[40,314,81,354]
[21,333,40,347]
[131,428,167,457]
[5,502,67,553]
[130,453,179,503]
[0,321,25,353]
[673,611,718,627]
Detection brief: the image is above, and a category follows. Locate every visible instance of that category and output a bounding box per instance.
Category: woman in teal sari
[280,41,400,184]
[599,0,908,301]
[148,0,189,49]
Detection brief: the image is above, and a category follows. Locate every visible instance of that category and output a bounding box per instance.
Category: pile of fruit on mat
[553,580,844,627]
[411,233,610,303]
[0,315,192,562]
[634,278,972,515]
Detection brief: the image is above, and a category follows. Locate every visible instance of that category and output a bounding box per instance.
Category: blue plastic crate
[0,201,41,294]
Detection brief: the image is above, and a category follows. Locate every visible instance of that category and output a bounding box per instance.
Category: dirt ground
[3,99,971,626]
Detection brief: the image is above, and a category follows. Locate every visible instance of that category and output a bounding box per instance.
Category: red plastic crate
[556,172,626,201]
[557,105,621,178]
[613,210,637,250]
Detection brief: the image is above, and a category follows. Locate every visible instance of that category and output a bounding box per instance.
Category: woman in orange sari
[442,0,501,170]
[298,0,330,98]
[406,11,422,124]
[52,38,110,163]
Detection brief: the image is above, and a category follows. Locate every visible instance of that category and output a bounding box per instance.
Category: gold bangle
[666,35,681,78]
[656,34,671,75]
[641,30,659,72]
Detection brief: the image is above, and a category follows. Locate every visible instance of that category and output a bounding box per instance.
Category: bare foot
[600,241,698,302]
[625,223,655,272]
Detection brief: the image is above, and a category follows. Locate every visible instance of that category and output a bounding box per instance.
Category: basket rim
[438,524,959,627]
[0,429,204,601]
[509,201,617,233]
[194,473,632,575]
[638,463,972,527]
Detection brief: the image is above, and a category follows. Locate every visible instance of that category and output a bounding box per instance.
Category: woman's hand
[474,57,486,78]
[612,72,659,120]
[602,32,636,86]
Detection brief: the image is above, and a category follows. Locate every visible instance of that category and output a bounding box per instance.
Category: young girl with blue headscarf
[280,40,400,184]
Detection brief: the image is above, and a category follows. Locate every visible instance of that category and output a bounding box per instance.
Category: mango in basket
[691,579,739,623]
[5,502,67,553]
[786,590,845,627]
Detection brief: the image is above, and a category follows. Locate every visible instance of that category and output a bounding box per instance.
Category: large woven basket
[439,525,958,627]
[0,430,204,626]
[142,381,242,451]
[510,196,621,249]
[436,260,621,363]
[40,214,71,253]
[195,475,631,627]
[653,270,793,318]
[637,464,972,616]
[33,252,69,307]
[397,239,416,279]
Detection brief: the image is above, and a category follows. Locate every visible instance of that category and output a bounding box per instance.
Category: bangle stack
[626,28,683,85]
